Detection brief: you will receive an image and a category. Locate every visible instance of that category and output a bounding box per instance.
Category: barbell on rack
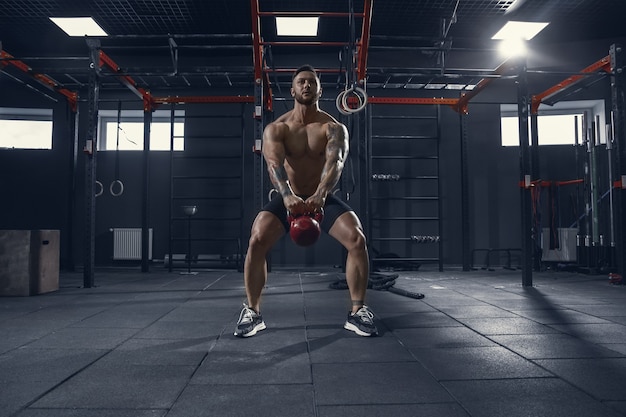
[372,173,400,181]
[411,235,440,243]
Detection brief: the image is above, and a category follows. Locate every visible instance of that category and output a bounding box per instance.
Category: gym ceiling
[1,0,625,94]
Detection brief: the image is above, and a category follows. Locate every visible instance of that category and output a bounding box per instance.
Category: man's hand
[283,194,308,216]
[304,194,326,213]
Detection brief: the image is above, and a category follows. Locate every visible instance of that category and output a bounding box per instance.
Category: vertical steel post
[83,39,100,288]
[168,104,175,273]
[141,109,152,272]
[606,117,616,262]
[459,109,470,271]
[66,102,79,271]
[582,112,592,269]
[610,44,625,278]
[517,56,533,286]
[364,103,373,262]
[437,105,444,271]
[530,113,541,270]
[239,103,246,271]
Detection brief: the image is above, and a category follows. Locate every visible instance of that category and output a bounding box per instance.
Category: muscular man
[234,65,377,338]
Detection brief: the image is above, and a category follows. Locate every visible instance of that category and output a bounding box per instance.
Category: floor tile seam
[319,399,466,405]
[560,306,626,323]
[440,374,618,404]
[187,381,314,387]
[418,297,565,343]
[542,322,626,345]
[113,274,230,331]
[7,348,115,416]
[433,291,598,329]
[22,406,171,412]
[598,343,626,355]
[438,375,560,383]
[299,272,323,415]
[521,353,626,360]
[0,295,88,324]
[161,350,210,413]
[0,317,147,354]
[69,303,182,334]
[403,304,585,374]
[398,328,626,361]
[521,357,619,401]
[526,359,626,404]
[386,325,476,415]
[140,322,227,409]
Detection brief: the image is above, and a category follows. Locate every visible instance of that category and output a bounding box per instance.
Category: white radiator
[111,228,153,260]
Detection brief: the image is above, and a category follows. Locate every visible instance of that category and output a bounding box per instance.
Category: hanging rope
[336,0,367,115]
[110,100,124,197]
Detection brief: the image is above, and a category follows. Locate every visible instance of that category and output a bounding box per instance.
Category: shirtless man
[234,64,377,337]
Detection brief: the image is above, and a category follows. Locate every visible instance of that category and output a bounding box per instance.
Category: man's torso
[275,111,334,194]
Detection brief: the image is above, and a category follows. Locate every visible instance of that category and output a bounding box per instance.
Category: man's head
[291,64,321,105]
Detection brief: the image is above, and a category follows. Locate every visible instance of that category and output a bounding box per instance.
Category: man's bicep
[262,124,286,165]
[326,123,349,161]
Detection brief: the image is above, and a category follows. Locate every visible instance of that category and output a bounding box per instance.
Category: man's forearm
[269,164,294,197]
[316,160,343,198]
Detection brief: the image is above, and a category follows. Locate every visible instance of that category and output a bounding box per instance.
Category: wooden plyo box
[0,230,60,296]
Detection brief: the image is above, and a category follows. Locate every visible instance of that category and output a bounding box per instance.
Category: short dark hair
[292,64,318,80]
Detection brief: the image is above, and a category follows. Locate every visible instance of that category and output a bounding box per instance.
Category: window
[500,100,604,147]
[0,108,53,149]
[98,109,185,151]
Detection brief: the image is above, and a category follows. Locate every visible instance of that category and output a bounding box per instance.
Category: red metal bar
[98,50,155,111]
[518,179,583,188]
[251,0,263,82]
[368,96,460,107]
[257,11,364,17]
[556,179,584,186]
[531,55,611,114]
[356,0,373,84]
[267,68,343,74]
[0,50,78,111]
[261,41,352,47]
[453,58,519,114]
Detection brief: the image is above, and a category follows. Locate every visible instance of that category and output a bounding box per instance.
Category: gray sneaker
[234,304,266,337]
[344,305,378,336]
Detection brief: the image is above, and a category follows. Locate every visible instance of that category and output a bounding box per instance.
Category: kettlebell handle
[287,208,324,223]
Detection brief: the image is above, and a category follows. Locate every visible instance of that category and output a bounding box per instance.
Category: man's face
[291,71,321,105]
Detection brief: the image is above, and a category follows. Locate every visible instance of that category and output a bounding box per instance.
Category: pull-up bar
[453,57,520,114]
[531,55,611,114]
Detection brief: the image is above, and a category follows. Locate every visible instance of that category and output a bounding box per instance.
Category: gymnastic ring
[110,179,124,197]
[342,86,367,113]
[336,89,361,115]
[268,188,278,201]
[95,181,103,197]
[336,86,368,115]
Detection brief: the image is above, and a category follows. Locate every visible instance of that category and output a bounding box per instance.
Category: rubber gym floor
[2,266,626,417]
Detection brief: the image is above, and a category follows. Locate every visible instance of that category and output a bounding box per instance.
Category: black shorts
[262,193,353,233]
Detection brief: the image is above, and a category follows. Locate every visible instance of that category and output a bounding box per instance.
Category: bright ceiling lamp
[492,21,548,58]
[276,17,319,36]
[492,21,549,41]
[50,17,108,36]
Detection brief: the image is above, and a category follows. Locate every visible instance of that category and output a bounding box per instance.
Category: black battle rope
[329,272,425,299]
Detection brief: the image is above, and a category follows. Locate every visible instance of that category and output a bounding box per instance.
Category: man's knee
[248,232,269,253]
[345,228,367,252]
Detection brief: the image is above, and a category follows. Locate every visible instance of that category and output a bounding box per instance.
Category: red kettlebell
[288,210,324,247]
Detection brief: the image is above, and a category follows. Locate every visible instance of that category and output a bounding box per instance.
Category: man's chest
[285,124,327,157]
